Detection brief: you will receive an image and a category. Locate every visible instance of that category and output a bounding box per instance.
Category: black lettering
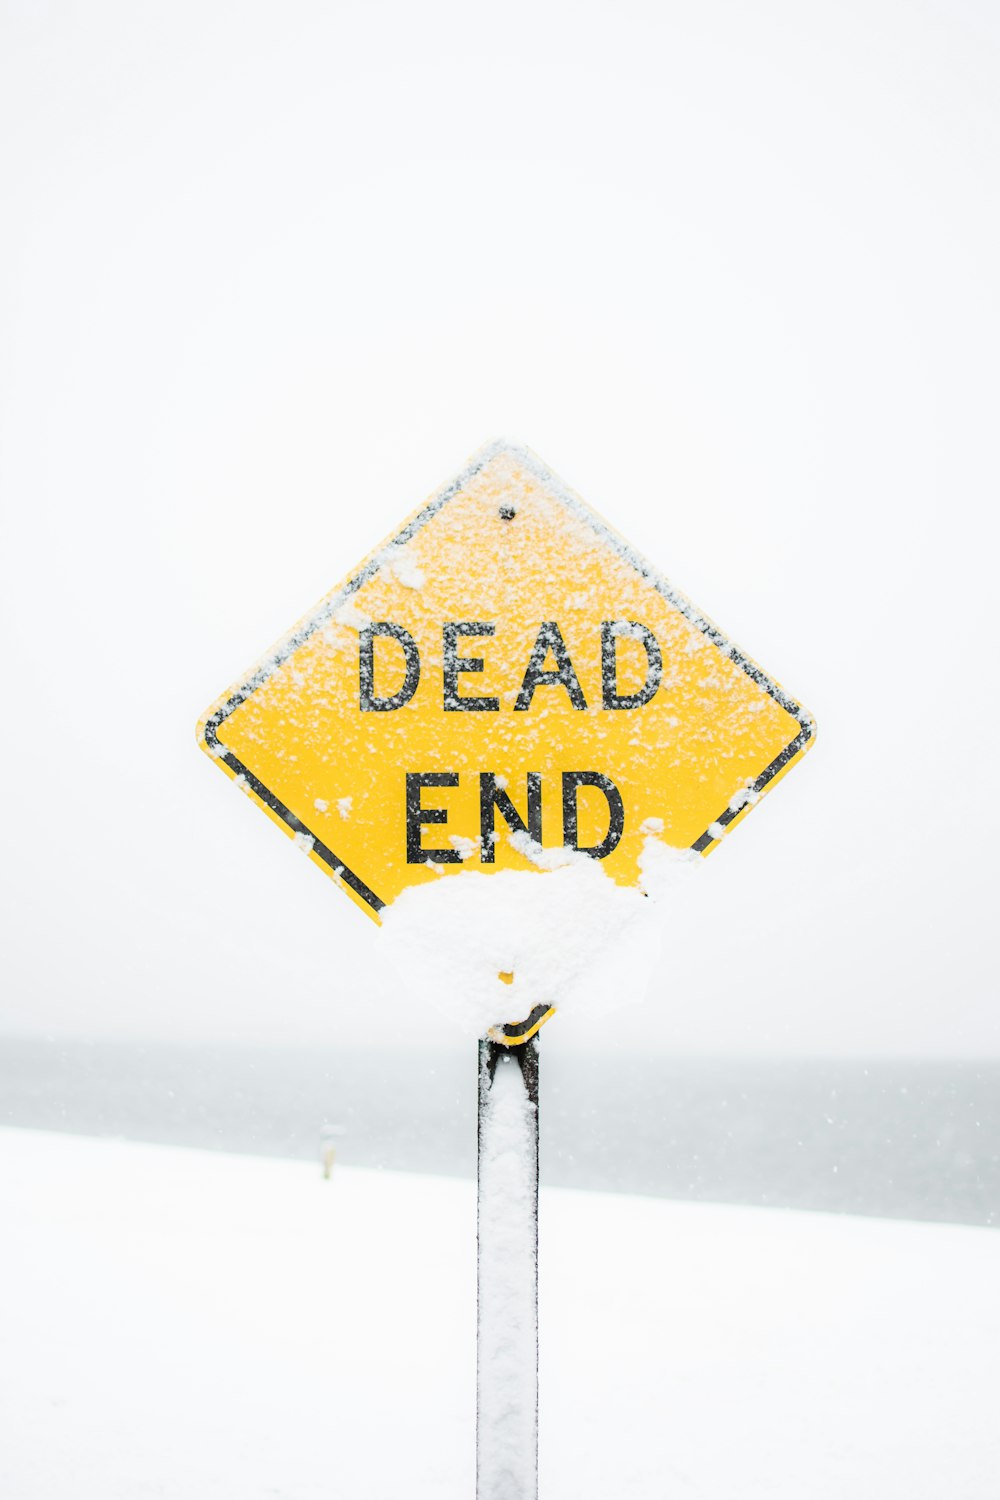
[479,773,542,862]
[405,772,461,863]
[562,771,625,859]
[514,621,587,711]
[360,623,420,711]
[443,622,499,712]
[601,621,662,710]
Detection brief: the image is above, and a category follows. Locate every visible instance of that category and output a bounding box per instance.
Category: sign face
[198,442,815,922]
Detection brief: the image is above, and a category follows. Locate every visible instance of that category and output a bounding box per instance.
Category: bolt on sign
[197,441,815,918]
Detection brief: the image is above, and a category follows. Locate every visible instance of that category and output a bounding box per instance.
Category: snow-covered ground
[2,1127,997,1499]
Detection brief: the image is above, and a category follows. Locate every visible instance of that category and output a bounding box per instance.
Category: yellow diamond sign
[197,442,815,922]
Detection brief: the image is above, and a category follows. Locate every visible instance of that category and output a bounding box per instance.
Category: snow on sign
[197,441,815,920]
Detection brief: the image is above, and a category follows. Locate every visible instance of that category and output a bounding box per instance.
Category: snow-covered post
[477,1036,539,1500]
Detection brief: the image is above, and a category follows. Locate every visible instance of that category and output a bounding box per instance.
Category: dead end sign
[197,441,815,920]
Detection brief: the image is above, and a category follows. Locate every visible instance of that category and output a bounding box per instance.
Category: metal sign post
[476,995,554,1498]
[477,1027,541,1500]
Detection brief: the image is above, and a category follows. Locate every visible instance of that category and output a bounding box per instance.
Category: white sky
[1,0,997,1056]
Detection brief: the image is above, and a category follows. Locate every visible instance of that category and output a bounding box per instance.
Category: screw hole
[499,505,516,521]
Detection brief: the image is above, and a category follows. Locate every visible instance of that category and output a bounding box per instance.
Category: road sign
[197,440,814,921]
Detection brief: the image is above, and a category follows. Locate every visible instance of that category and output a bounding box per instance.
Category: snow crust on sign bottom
[380,837,694,1036]
[3,1128,999,1500]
